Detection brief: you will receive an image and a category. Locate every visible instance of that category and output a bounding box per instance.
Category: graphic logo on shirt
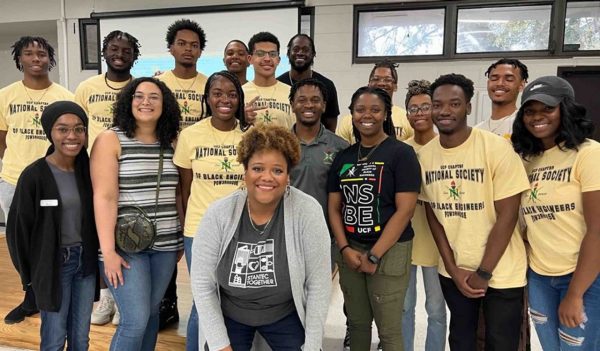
[262,110,273,123]
[31,113,42,128]
[527,182,544,203]
[446,180,463,200]
[228,240,277,288]
[339,162,384,236]
[179,100,191,115]
[105,104,115,116]
[323,150,336,164]
[219,157,233,172]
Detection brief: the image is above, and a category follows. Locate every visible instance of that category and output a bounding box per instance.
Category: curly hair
[112,77,180,148]
[349,86,396,143]
[248,32,280,54]
[237,124,301,171]
[286,33,315,55]
[430,73,475,102]
[165,19,207,50]
[224,39,248,54]
[369,60,398,84]
[405,79,432,108]
[511,97,594,159]
[485,58,529,82]
[11,36,56,71]
[288,78,328,105]
[202,70,249,131]
[102,30,141,63]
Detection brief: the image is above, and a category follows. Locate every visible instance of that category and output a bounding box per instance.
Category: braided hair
[11,36,56,71]
[349,86,395,143]
[101,30,141,62]
[201,70,249,131]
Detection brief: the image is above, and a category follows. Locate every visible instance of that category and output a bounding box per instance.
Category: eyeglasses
[253,50,279,58]
[369,76,396,84]
[53,126,86,136]
[132,93,162,104]
[407,104,432,115]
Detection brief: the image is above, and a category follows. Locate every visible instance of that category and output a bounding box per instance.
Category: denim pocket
[377,241,411,277]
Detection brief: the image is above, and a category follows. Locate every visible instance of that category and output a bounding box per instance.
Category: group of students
[0,16,598,351]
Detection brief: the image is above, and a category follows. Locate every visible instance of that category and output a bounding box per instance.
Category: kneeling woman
[328,87,421,350]
[512,76,600,350]
[191,125,331,351]
[7,101,99,350]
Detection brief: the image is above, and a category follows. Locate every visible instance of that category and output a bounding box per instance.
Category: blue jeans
[402,265,447,351]
[184,236,201,351]
[224,311,305,350]
[528,269,600,350]
[41,245,95,351]
[100,249,177,351]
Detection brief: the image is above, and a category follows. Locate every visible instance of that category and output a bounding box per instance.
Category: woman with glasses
[328,86,421,350]
[91,77,183,350]
[400,80,447,351]
[7,101,99,350]
[173,70,248,351]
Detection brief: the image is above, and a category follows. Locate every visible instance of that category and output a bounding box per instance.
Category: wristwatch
[367,251,380,265]
[476,267,493,281]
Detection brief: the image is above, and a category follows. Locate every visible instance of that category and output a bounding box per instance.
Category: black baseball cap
[520,76,575,107]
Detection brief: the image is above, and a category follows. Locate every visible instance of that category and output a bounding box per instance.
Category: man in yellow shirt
[336,60,413,144]
[75,30,139,152]
[243,32,294,128]
[475,59,528,140]
[0,36,73,324]
[156,19,208,130]
[419,73,529,350]
[75,30,139,326]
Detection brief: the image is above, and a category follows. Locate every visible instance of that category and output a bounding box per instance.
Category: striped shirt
[114,127,183,251]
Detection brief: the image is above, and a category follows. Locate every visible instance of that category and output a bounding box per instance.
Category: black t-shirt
[327,137,421,243]
[277,70,340,121]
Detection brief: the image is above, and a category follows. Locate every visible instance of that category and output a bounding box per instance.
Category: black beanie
[41,100,88,144]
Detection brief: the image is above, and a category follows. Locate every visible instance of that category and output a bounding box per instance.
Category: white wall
[2,0,600,125]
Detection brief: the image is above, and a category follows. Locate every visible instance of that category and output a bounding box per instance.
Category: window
[356,8,445,58]
[353,1,600,63]
[564,1,600,51]
[456,5,552,53]
[79,19,100,70]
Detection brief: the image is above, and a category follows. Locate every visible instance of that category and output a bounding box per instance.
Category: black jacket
[6,156,99,311]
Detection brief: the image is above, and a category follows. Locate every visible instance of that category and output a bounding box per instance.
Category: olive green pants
[337,240,412,351]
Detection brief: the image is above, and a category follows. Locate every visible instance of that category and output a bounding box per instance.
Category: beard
[106,62,133,74]
[290,56,313,73]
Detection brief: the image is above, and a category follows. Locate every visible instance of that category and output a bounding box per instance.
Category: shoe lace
[96,296,113,313]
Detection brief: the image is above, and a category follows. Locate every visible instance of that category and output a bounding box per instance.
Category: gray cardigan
[191,187,332,350]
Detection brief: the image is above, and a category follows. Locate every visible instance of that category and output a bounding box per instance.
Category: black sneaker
[343,328,350,350]
[158,298,179,330]
[4,303,38,324]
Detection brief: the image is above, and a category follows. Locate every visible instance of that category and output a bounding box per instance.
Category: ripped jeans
[336,239,412,351]
[528,269,600,350]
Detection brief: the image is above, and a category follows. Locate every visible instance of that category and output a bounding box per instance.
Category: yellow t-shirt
[418,128,529,288]
[74,74,130,151]
[156,70,208,129]
[173,117,245,237]
[242,81,294,128]
[521,140,600,276]
[0,81,74,184]
[405,137,439,267]
[336,105,413,144]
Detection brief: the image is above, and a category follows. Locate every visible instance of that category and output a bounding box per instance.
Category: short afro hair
[289,78,328,105]
[430,73,475,102]
[248,32,280,54]
[237,124,300,171]
[165,19,206,50]
[11,36,56,71]
[485,58,529,82]
[405,79,431,108]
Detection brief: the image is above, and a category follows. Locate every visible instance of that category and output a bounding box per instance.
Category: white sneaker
[91,295,115,325]
[111,305,120,325]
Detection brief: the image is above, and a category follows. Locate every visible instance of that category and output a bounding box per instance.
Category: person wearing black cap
[512,76,600,350]
[6,100,99,350]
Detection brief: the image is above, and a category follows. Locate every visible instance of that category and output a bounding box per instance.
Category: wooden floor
[0,234,189,350]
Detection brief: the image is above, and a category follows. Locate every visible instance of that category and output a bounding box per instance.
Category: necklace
[22,82,50,103]
[172,71,198,91]
[288,70,313,85]
[104,73,132,91]
[210,118,238,148]
[357,136,387,162]
[247,199,274,235]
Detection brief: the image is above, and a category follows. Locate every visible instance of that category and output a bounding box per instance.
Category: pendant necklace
[247,199,274,236]
[357,136,388,162]
[105,73,132,91]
